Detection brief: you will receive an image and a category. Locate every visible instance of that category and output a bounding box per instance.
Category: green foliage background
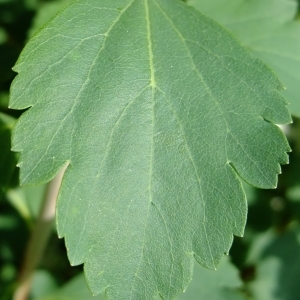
[0,0,300,299]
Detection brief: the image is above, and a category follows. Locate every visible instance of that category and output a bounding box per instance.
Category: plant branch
[13,166,67,300]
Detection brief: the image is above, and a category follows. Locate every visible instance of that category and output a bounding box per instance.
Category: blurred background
[1,0,300,299]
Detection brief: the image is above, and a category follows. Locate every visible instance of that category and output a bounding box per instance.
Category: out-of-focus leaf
[0,201,29,299]
[24,0,39,10]
[0,113,17,197]
[0,263,16,282]
[6,184,46,224]
[242,181,257,206]
[176,256,247,300]
[22,184,47,218]
[247,224,300,300]
[0,92,9,108]
[6,188,31,222]
[0,26,7,44]
[287,185,300,202]
[188,0,300,116]
[0,215,17,231]
[30,270,58,299]
[28,0,73,39]
[34,273,104,300]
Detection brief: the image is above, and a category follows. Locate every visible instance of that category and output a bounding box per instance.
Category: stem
[13,166,67,300]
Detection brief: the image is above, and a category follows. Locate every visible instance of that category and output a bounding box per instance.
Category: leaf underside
[9,0,291,299]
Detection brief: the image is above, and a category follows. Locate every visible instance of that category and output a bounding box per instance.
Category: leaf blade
[10,0,291,299]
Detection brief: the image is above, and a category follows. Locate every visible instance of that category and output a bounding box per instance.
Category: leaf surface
[10,0,291,298]
[188,0,300,116]
[35,257,246,300]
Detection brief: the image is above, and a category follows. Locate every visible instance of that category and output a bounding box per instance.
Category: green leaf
[0,92,9,109]
[6,184,47,224]
[0,27,7,44]
[176,256,247,300]
[35,257,246,300]
[10,0,291,298]
[247,225,300,300]
[34,273,104,300]
[0,113,17,197]
[187,0,300,116]
[30,270,58,299]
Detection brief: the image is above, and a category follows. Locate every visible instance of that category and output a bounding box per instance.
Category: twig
[13,166,67,300]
